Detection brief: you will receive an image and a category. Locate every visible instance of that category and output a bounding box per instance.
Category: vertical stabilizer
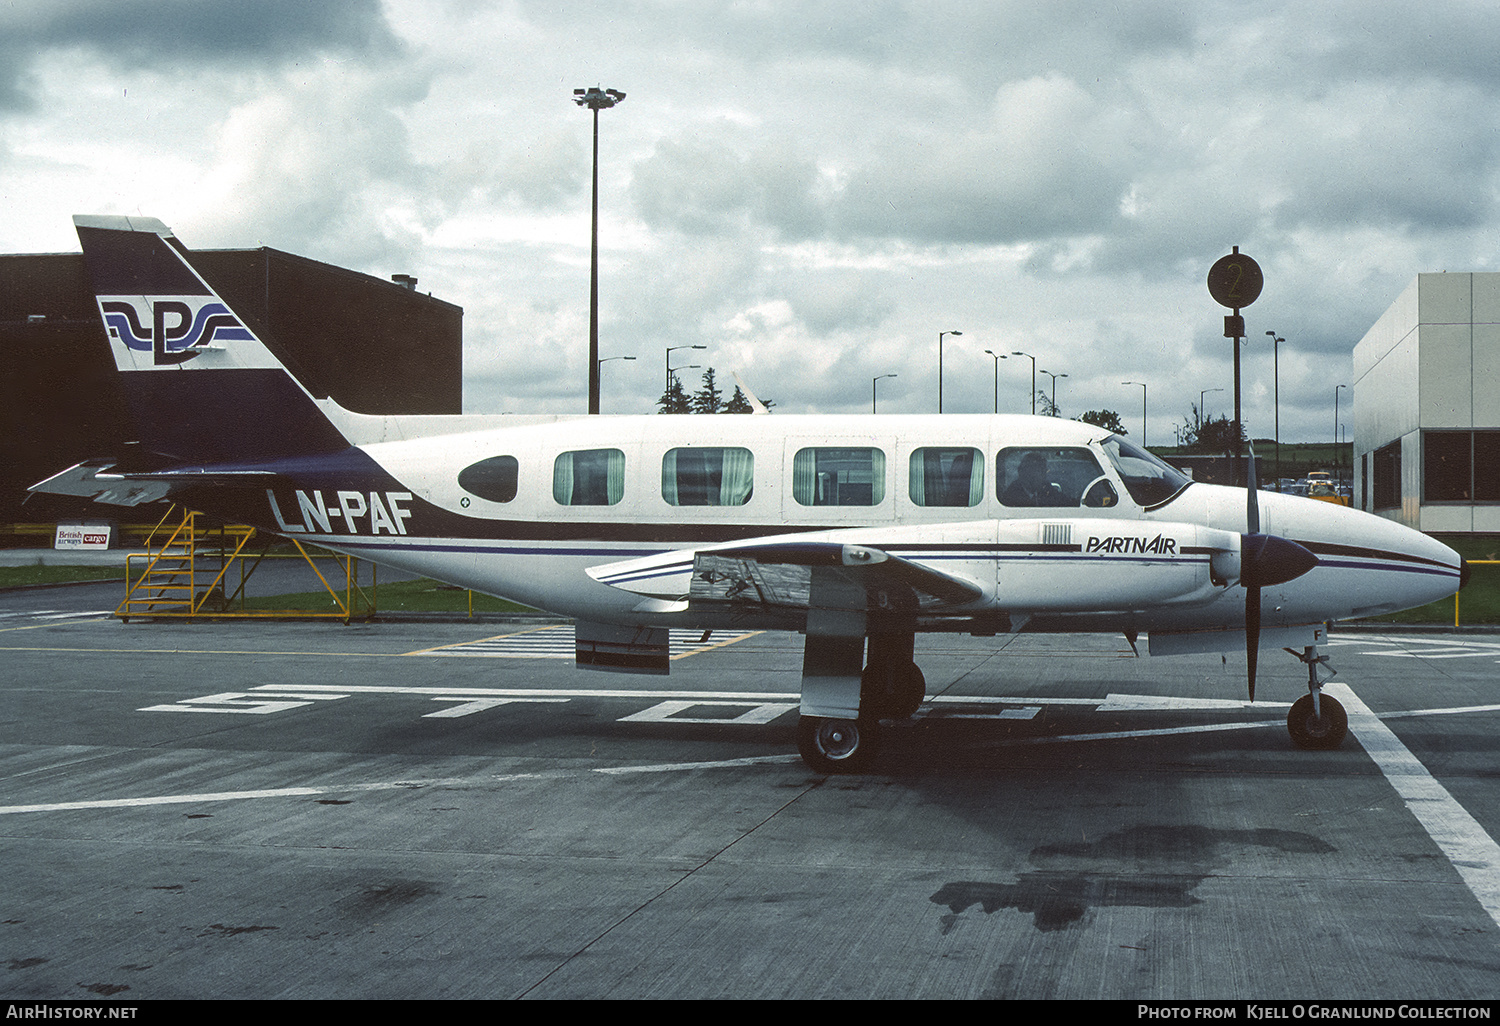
[72,215,349,464]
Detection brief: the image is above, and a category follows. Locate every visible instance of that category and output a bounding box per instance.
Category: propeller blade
[1244,441,1260,699]
[1245,584,1260,702]
[1246,440,1260,534]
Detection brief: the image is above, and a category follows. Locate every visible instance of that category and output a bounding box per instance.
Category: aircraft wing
[587,532,989,610]
[28,460,273,507]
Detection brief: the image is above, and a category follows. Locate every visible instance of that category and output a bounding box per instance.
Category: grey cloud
[784,271,895,334]
[522,0,1198,93]
[631,133,825,239]
[0,0,398,109]
[442,130,586,211]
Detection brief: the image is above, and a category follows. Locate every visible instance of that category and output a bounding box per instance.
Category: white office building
[1353,272,1500,533]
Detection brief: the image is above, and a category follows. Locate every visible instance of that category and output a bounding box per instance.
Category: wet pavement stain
[932,823,1335,932]
[338,880,440,921]
[198,923,279,938]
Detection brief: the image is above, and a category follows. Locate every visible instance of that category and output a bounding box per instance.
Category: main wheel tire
[861,660,925,720]
[891,662,925,719]
[797,715,877,774]
[1287,693,1348,750]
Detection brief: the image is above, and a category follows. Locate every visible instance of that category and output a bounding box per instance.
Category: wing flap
[588,537,986,608]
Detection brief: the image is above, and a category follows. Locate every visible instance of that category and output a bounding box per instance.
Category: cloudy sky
[3,0,1496,443]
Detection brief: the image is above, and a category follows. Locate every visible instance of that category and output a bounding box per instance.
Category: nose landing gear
[1284,642,1347,750]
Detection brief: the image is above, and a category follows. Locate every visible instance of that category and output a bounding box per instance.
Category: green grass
[0,564,126,588]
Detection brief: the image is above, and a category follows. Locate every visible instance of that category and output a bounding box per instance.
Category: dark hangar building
[1,241,463,533]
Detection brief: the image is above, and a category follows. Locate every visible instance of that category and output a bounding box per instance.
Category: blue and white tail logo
[98,295,256,366]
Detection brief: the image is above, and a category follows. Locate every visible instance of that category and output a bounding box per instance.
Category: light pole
[1122,381,1146,447]
[1039,370,1067,416]
[1334,383,1348,490]
[1012,351,1037,414]
[666,345,705,393]
[1266,331,1283,490]
[1199,387,1224,436]
[574,85,626,415]
[983,350,1007,414]
[596,355,635,412]
[938,330,962,413]
[872,373,897,414]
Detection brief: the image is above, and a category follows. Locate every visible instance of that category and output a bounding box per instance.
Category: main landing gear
[1284,642,1347,750]
[797,632,925,774]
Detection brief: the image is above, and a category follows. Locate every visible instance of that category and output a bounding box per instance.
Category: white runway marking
[1326,636,1500,661]
[1329,681,1500,931]
[415,626,759,660]
[0,756,801,815]
[0,610,113,631]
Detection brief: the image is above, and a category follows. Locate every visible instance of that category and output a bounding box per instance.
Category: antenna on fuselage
[731,372,770,415]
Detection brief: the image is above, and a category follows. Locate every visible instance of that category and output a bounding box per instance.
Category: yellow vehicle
[1305,472,1350,506]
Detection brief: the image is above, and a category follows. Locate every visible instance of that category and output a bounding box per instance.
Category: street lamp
[1334,383,1348,490]
[938,330,962,413]
[574,85,626,415]
[1122,381,1146,447]
[872,373,897,414]
[596,355,635,412]
[983,350,1007,414]
[1012,351,1037,415]
[1199,387,1224,433]
[1039,370,1067,415]
[1266,331,1284,490]
[666,345,706,393]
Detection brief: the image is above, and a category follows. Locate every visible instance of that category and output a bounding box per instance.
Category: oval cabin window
[458,455,519,503]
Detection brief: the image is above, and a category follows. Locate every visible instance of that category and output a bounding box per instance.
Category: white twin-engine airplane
[34,215,1469,772]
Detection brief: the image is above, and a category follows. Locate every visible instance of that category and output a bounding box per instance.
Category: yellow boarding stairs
[119,505,375,621]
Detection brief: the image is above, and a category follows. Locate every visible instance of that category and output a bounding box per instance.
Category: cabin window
[908,447,984,507]
[997,446,1110,508]
[792,447,885,506]
[662,447,754,506]
[457,455,519,504]
[554,448,625,506]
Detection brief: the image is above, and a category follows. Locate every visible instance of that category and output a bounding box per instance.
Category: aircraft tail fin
[72,214,349,465]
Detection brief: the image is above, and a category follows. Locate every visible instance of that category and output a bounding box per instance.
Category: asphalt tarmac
[3,584,1500,1000]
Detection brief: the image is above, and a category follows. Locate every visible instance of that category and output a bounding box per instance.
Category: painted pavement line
[0,757,801,816]
[1327,681,1500,931]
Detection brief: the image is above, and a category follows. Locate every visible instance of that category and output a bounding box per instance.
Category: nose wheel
[1287,693,1347,749]
[1284,642,1347,750]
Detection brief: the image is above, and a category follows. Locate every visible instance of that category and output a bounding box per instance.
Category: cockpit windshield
[1100,435,1192,508]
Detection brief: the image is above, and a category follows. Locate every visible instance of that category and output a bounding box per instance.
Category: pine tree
[725,386,754,414]
[657,375,692,414]
[691,368,724,414]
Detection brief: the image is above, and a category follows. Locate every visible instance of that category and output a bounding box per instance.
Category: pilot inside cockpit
[1000,451,1068,506]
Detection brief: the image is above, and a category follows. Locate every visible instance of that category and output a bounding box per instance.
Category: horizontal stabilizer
[29,460,273,507]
